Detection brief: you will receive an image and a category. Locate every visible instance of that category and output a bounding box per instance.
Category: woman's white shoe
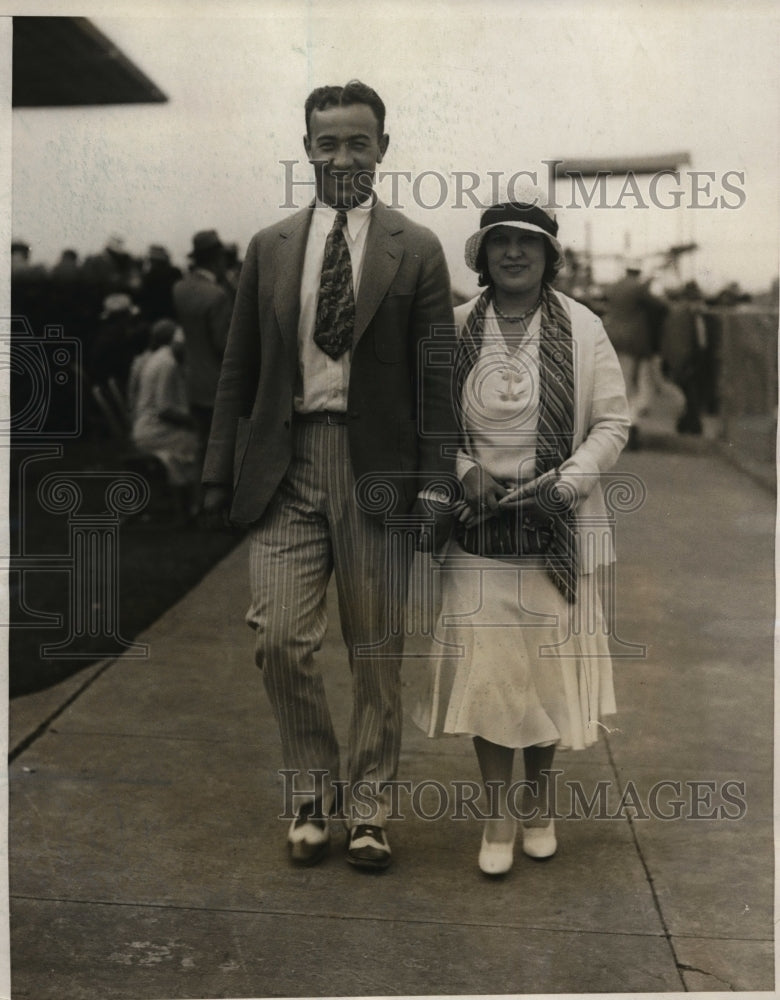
[478,825,516,875]
[522,819,557,859]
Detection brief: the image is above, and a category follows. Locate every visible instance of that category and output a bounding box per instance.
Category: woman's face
[484,226,547,298]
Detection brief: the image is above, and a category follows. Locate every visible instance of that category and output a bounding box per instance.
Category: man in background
[173,229,232,461]
[603,262,667,449]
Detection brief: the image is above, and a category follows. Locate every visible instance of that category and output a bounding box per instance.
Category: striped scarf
[453,284,577,603]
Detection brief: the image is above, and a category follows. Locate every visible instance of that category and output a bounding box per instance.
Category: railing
[708,306,778,479]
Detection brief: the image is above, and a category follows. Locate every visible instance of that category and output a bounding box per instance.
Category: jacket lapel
[353,202,403,347]
[273,206,312,376]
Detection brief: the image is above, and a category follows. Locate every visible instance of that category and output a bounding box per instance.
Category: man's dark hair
[304,80,386,137]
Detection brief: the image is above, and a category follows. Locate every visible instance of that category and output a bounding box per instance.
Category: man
[173,229,233,454]
[89,292,143,394]
[139,244,183,324]
[659,281,708,436]
[10,240,48,332]
[81,234,140,319]
[602,262,667,449]
[202,80,456,870]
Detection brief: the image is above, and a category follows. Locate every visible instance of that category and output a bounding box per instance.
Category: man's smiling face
[304,103,389,209]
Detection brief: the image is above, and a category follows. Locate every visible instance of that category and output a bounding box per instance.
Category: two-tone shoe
[287,804,330,866]
[346,824,391,870]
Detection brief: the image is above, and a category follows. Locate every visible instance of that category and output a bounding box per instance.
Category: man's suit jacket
[202,201,457,526]
[173,270,232,409]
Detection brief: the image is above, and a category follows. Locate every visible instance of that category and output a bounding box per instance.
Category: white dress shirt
[295,200,373,413]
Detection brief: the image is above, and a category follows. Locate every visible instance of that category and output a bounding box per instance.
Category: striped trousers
[246,420,408,827]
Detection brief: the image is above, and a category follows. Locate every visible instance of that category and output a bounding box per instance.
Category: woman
[131,319,201,520]
[414,185,630,875]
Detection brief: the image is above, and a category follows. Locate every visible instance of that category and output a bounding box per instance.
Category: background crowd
[10,231,243,523]
[9,229,765,521]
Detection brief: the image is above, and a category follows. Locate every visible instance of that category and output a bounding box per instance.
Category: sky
[5,0,780,297]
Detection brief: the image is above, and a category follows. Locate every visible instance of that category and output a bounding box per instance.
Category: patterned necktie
[313,210,355,360]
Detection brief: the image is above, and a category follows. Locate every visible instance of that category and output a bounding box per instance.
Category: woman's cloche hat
[464,181,564,274]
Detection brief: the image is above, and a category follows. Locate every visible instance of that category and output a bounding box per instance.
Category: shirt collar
[313,198,373,241]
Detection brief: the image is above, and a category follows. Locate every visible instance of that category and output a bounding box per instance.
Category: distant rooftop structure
[553,153,692,177]
[13,16,167,108]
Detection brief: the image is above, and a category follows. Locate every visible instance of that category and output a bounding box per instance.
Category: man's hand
[201,486,230,519]
[409,495,454,554]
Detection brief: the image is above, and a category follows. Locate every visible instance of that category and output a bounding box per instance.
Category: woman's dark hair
[476,233,559,288]
[304,80,386,137]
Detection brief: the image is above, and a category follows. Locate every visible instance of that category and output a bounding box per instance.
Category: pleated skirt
[411,544,617,751]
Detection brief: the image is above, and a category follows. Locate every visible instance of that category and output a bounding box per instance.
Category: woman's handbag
[455,509,555,558]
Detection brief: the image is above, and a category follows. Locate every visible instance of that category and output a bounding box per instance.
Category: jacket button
[283,419,290,429]
[349,410,359,419]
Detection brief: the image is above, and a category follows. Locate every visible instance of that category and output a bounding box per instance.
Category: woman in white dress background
[414,184,630,875]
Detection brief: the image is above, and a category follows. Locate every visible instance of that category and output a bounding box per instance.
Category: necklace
[493,296,541,325]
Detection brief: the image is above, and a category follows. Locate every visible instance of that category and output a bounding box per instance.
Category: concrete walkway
[8,405,775,996]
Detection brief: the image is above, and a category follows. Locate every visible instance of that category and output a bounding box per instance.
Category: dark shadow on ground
[8,437,244,697]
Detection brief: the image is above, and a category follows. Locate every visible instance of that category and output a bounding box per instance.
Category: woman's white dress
[413,303,619,751]
[131,345,200,486]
